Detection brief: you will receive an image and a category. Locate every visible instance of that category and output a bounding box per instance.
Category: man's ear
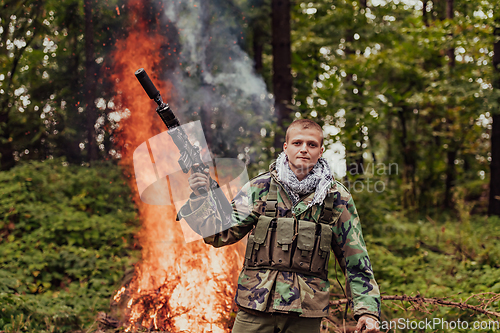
[320,146,324,156]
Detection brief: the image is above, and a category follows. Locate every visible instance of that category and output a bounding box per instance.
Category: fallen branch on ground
[329,293,500,318]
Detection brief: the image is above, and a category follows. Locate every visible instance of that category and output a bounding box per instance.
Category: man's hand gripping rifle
[135,68,232,228]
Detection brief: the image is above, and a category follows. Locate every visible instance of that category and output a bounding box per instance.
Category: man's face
[283,127,324,181]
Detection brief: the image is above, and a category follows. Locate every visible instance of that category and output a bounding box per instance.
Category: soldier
[179,119,380,333]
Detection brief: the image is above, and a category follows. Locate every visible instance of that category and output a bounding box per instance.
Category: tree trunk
[84,0,98,164]
[422,0,428,26]
[444,150,457,208]
[0,115,14,171]
[398,108,416,208]
[443,0,455,208]
[0,10,38,170]
[489,24,500,216]
[435,0,446,21]
[57,8,85,164]
[271,0,292,153]
[446,0,455,69]
[489,115,500,216]
[253,25,263,74]
[343,28,365,177]
[446,0,454,20]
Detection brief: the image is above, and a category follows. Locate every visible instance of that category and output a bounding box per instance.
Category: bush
[0,159,139,332]
[328,184,500,332]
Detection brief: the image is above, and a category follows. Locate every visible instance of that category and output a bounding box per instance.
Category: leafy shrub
[0,159,139,332]
[328,185,500,332]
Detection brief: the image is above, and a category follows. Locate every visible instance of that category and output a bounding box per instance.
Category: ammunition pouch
[244,178,341,280]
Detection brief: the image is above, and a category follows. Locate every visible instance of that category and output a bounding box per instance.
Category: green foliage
[368,215,500,331]
[0,0,128,166]
[0,159,139,332]
[329,185,500,332]
[288,0,494,211]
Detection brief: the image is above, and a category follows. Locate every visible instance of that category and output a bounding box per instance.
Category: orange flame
[108,1,244,331]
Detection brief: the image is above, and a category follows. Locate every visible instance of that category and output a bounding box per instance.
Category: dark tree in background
[0,0,45,170]
[489,21,500,216]
[250,0,269,76]
[0,0,129,168]
[84,0,98,164]
[444,0,456,208]
[272,0,292,153]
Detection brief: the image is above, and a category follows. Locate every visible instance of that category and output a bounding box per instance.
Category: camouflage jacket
[179,162,381,319]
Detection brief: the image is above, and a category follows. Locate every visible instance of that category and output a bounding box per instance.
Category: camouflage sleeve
[178,182,261,248]
[331,193,381,320]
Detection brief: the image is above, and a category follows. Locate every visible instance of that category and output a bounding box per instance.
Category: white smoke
[162,0,273,159]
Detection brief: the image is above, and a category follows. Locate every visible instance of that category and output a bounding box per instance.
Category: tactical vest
[243,177,342,280]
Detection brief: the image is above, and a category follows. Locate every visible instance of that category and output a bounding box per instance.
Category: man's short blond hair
[285,119,324,145]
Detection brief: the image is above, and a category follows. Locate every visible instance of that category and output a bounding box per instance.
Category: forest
[0,0,499,332]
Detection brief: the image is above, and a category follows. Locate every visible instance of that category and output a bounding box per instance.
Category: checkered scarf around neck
[275,152,333,207]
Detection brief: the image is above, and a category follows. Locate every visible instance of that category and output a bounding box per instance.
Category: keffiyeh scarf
[275,152,333,207]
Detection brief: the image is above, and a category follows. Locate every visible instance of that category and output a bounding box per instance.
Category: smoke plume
[162,0,274,160]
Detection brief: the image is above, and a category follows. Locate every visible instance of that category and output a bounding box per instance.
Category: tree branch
[329,294,500,318]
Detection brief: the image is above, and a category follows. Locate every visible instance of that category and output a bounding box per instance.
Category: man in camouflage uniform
[179,119,380,333]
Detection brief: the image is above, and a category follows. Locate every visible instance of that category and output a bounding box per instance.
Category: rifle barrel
[135,68,160,102]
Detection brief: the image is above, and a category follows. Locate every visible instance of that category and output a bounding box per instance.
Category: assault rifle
[135,68,232,227]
